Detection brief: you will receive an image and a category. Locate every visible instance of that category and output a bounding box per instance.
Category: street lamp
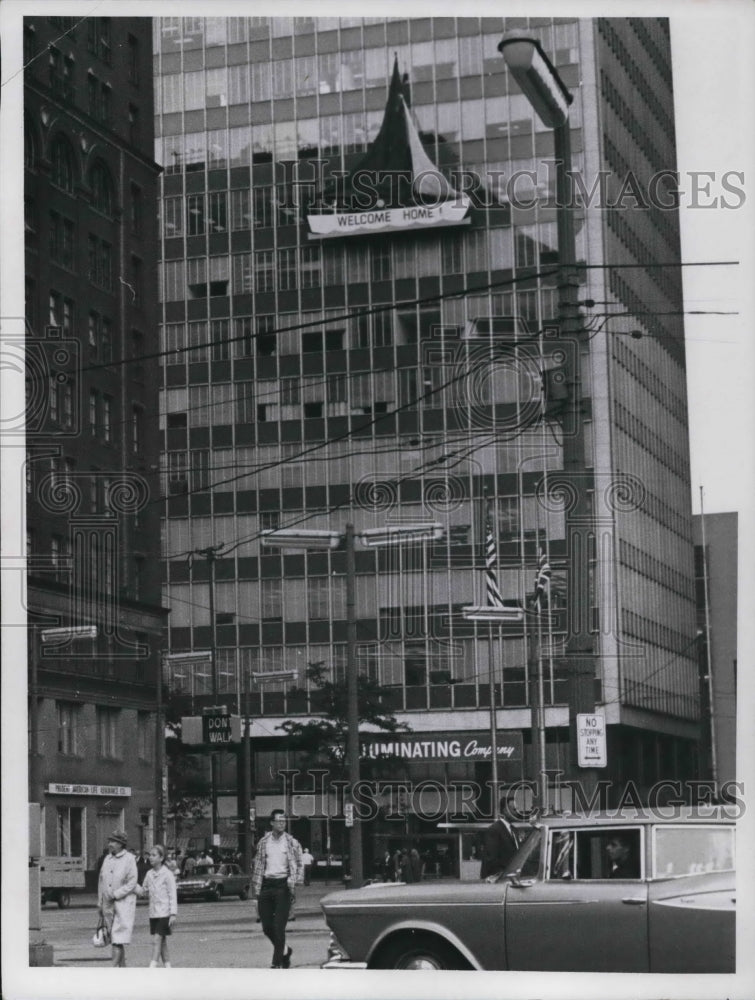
[237,668,299,873]
[261,521,444,888]
[462,603,524,802]
[500,33,597,792]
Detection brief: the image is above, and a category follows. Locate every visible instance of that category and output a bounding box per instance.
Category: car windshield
[652,825,734,878]
[193,865,215,876]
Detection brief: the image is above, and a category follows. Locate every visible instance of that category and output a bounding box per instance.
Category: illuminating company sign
[307,197,471,239]
[360,730,523,763]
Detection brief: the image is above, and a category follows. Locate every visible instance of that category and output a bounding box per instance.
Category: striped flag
[485,508,504,608]
[533,546,551,613]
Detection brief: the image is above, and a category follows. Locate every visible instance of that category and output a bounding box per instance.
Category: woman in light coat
[98,829,138,967]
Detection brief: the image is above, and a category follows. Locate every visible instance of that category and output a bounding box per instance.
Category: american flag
[533,547,551,613]
[485,509,504,608]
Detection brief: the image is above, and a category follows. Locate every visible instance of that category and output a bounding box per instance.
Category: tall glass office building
[154,17,699,861]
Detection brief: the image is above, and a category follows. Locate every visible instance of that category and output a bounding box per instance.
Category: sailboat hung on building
[307,57,472,238]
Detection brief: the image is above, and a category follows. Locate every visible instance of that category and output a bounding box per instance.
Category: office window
[280,377,300,406]
[228,64,249,104]
[250,62,272,101]
[308,578,330,620]
[127,33,139,84]
[97,707,119,758]
[277,248,298,291]
[187,258,208,298]
[371,245,391,282]
[56,806,84,856]
[207,129,227,168]
[184,71,204,110]
[208,191,227,233]
[163,196,183,237]
[262,579,283,620]
[49,213,75,269]
[210,318,230,360]
[60,379,74,429]
[230,189,251,230]
[300,245,321,289]
[209,255,229,296]
[87,236,112,290]
[162,260,185,301]
[131,256,143,305]
[232,253,253,294]
[161,74,182,113]
[89,161,114,216]
[132,406,143,453]
[137,712,152,760]
[57,701,80,755]
[254,250,275,293]
[49,48,74,101]
[236,383,255,423]
[130,184,142,235]
[89,389,98,435]
[99,17,111,63]
[256,315,276,357]
[206,67,228,107]
[187,193,205,235]
[190,449,211,491]
[253,188,273,228]
[102,395,112,442]
[188,320,208,361]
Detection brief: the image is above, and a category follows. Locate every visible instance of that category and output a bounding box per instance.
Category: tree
[277,662,411,773]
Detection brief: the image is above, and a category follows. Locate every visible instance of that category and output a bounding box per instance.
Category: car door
[505,826,649,972]
[647,823,735,973]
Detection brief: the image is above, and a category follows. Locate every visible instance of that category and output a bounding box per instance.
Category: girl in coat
[137,844,178,967]
[97,830,138,967]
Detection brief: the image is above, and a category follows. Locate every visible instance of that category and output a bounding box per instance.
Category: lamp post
[239,668,298,874]
[462,604,524,805]
[194,544,225,846]
[262,522,443,888]
[500,34,597,792]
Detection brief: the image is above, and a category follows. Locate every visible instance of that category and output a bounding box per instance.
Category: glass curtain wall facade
[154,16,700,833]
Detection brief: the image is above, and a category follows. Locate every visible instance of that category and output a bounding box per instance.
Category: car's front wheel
[376,933,468,970]
[238,887,249,901]
[56,890,71,909]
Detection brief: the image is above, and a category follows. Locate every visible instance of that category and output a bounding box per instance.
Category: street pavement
[41,882,338,968]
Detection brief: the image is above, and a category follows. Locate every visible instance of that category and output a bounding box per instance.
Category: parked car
[321,806,735,972]
[176,862,250,902]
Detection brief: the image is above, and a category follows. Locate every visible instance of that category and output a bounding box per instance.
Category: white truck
[39,856,85,908]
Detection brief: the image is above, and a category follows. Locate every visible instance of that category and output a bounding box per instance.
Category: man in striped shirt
[251,809,303,968]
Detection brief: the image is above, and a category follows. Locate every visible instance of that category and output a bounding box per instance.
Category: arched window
[50,136,76,192]
[89,160,114,216]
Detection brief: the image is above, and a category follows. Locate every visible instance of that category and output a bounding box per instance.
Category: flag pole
[483,492,499,810]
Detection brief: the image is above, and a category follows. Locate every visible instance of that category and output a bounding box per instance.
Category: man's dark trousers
[258,877,291,966]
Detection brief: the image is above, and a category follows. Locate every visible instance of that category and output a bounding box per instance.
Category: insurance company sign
[47,783,131,796]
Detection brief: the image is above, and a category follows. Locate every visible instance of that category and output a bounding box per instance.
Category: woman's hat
[108,829,128,846]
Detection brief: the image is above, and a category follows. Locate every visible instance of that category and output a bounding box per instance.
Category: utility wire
[44,259,738,379]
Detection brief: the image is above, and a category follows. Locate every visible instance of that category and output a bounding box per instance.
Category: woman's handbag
[92,913,111,948]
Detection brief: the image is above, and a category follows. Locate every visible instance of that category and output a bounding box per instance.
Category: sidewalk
[63,881,344,916]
